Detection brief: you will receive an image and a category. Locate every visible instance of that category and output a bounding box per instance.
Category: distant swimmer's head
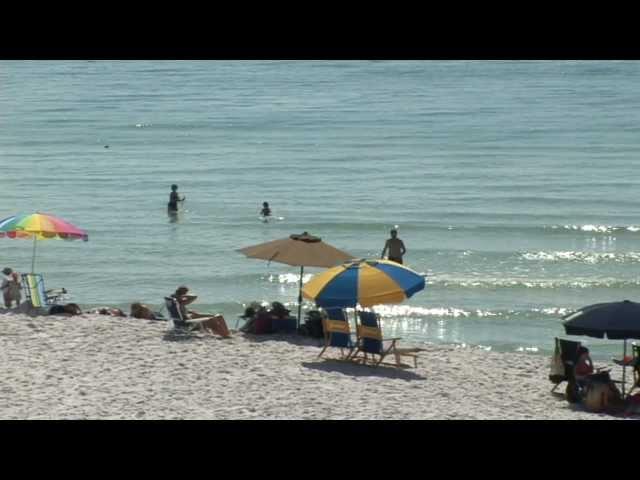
[171,184,178,192]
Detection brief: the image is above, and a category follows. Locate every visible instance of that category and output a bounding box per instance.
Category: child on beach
[260,202,271,218]
[1,267,22,308]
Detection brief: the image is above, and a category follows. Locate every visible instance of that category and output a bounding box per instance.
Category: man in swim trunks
[381,229,406,264]
[168,184,185,212]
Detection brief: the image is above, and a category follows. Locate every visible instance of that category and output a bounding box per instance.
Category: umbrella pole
[31,235,37,273]
[622,339,627,398]
[297,265,304,329]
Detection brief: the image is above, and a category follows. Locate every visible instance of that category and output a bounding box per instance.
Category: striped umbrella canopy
[0,213,88,272]
[302,258,425,308]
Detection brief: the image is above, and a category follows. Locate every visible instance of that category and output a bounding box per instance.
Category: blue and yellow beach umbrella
[302,259,425,308]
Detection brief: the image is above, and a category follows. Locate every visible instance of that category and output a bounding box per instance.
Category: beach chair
[164,296,190,329]
[351,311,419,368]
[318,308,356,360]
[21,273,67,308]
[549,338,582,396]
[163,296,230,337]
[630,344,640,395]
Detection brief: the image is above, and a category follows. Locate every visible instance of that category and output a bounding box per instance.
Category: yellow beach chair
[21,273,66,308]
[351,311,420,368]
[318,308,356,360]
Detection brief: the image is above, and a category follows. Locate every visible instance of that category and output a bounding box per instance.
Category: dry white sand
[0,312,635,419]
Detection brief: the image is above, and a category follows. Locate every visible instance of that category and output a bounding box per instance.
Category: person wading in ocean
[167,184,185,212]
[381,229,406,264]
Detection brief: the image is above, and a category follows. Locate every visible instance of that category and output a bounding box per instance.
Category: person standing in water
[381,229,406,264]
[260,202,272,218]
[168,184,185,212]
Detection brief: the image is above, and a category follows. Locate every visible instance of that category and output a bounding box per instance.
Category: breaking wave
[520,251,640,264]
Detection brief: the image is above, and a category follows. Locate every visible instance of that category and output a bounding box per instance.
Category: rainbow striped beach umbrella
[302,259,425,309]
[0,213,88,272]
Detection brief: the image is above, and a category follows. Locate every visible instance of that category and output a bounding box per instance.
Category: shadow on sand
[302,359,427,381]
[162,329,208,343]
[242,333,324,348]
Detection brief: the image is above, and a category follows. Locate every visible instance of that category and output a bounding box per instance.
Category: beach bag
[549,339,565,383]
[304,311,324,338]
[584,382,610,413]
[254,311,273,334]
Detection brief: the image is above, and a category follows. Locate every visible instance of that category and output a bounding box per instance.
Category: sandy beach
[0,312,635,420]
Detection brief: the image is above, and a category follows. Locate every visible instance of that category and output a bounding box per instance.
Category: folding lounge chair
[164,296,229,336]
[318,308,356,360]
[630,344,640,395]
[21,273,67,308]
[550,338,581,394]
[352,311,419,368]
[164,296,192,330]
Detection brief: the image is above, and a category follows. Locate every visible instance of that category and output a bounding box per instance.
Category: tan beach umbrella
[237,232,354,326]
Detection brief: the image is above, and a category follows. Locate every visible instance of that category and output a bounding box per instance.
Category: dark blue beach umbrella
[563,300,640,340]
[563,299,640,396]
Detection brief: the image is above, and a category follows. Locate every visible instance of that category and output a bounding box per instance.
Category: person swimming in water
[260,202,271,218]
[168,184,185,212]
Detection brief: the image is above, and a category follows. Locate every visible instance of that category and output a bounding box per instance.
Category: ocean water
[2,60,640,359]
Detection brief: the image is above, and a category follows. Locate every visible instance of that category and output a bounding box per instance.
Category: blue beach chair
[352,311,419,368]
[164,297,190,329]
[21,273,67,308]
[318,308,356,360]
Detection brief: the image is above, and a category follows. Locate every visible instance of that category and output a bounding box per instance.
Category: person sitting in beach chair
[21,272,67,309]
[166,286,231,338]
[318,307,356,360]
[351,311,420,368]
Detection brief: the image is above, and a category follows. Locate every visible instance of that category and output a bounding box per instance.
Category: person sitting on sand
[49,303,82,316]
[130,302,161,320]
[260,202,271,218]
[171,286,231,338]
[238,302,261,333]
[1,267,22,309]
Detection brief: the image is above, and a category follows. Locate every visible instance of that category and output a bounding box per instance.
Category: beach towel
[549,340,565,383]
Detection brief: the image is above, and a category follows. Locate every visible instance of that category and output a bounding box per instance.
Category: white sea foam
[267,273,313,284]
[373,305,471,318]
[548,224,640,233]
[520,251,640,264]
[431,277,640,289]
